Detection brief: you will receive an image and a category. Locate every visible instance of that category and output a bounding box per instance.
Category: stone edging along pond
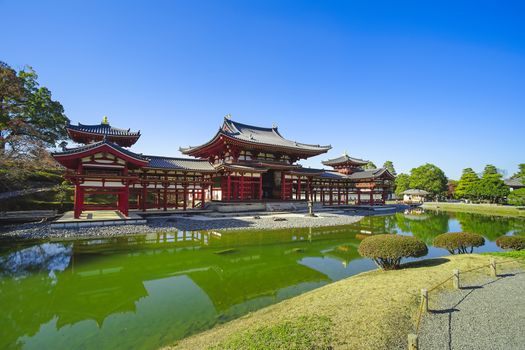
[0,211,368,240]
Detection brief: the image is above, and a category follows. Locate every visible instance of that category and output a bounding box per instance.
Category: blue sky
[2,0,524,179]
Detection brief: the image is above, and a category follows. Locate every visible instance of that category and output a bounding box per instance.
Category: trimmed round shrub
[358,234,428,270]
[496,236,525,251]
[432,232,485,254]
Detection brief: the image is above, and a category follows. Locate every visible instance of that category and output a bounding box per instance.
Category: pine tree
[364,161,377,170]
[476,164,509,203]
[454,168,480,200]
[383,161,397,176]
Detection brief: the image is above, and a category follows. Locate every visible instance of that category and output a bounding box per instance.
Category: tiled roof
[401,189,430,195]
[322,154,368,166]
[347,168,394,180]
[320,171,349,179]
[288,168,326,176]
[67,122,140,137]
[504,177,525,188]
[53,140,148,161]
[181,117,331,154]
[145,156,216,172]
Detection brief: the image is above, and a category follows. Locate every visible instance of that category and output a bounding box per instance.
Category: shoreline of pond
[422,202,525,218]
[0,209,388,240]
[167,254,523,350]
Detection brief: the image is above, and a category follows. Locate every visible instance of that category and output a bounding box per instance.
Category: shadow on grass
[402,257,450,269]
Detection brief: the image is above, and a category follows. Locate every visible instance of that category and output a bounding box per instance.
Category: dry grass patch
[166,255,520,350]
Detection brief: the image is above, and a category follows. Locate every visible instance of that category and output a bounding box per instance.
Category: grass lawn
[485,250,525,260]
[165,254,521,350]
[422,202,525,218]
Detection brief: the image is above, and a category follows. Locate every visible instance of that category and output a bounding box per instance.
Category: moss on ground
[208,315,333,350]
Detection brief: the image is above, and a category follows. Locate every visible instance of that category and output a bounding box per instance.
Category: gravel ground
[0,209,377,240]
[419,271,525,350]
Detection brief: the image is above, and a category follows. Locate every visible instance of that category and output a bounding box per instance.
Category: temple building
[52,116,395,218]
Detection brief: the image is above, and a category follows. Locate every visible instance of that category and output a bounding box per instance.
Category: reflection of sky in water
[299,256,376,281]
[0,243,72,278]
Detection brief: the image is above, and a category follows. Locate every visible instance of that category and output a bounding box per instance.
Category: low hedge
[496,236,525,251]
[433,232,485,254]
[358,234,428,270]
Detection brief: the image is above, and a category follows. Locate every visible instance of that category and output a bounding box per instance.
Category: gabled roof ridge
[68,122,141,136]
[225,118,275,132]
[322,153,369,165]
[52,139,148,161]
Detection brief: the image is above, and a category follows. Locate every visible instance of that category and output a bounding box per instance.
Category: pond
[1,210,524,349]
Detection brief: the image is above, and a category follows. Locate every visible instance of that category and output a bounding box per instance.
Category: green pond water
[1,210,524,350]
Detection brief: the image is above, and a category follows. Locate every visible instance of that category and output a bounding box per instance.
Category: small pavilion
[401,189,429,203]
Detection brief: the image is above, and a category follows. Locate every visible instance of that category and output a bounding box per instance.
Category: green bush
[496,236,525,251]
[508,188,525,206]
[433,232,485,254]
[358,234,428,270]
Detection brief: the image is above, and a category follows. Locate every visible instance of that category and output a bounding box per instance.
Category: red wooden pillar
[142,186,147,211]
[329,182,333,205]
[370,190,374,205]
[321,187,324,205]
[201,184,206,209]
[183,185,188,210]
[259,174,263,200]
[163,187,167,211]
[74,184,83,219]
[240,173,244,201]
[227,174,231,201]
[357,189,361,205]
[338,187,341,205]
[192,187,196,208]
[281,172,285,200]
[175,189,179,209]
[120,186,129,216]
[297,176,302,201]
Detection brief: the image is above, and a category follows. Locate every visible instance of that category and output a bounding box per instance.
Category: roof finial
[344,150,348,156]
[225,113,232,120]
[102,116,109,125]
[272,122,277,129]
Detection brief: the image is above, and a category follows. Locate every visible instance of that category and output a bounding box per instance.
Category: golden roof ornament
[102,116,109,125]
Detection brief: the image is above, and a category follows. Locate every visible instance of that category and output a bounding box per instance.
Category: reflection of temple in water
[0,227,366,347]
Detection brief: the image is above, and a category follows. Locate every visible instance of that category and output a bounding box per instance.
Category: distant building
[401,189,429,203]
[504,178,525,191]
[53,116,395,218]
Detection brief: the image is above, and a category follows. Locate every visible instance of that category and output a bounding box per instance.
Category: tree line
[391,161,525,205]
